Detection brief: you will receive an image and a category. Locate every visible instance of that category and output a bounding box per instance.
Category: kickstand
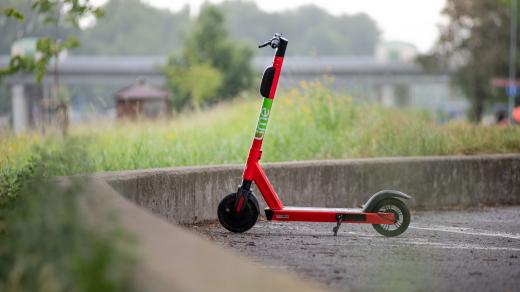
[332,214,342,236]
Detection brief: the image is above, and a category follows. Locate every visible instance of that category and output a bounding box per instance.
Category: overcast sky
[93,0,447,53]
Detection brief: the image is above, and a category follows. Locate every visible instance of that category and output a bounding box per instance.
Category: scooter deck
[283,206,362,212]
[265,206,395,224]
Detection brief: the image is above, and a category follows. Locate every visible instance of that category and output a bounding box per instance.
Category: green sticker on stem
[255,98,273,140]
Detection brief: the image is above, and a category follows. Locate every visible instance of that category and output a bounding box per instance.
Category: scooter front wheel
[371,198,410,237]
[217,193,259,233]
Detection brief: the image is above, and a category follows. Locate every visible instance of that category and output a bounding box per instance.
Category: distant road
[192,207,520,292]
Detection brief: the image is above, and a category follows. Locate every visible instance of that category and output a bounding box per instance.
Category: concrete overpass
[0,55,461,132]
[0,55,450,86]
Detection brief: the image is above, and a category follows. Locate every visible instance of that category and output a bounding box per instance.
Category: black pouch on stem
[260,66,275,98]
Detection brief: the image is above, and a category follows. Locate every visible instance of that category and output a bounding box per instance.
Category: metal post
[509,0,518,123]
[12,84,28,134]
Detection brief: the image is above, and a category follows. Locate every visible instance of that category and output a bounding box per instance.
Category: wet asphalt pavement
[189,207,520,292]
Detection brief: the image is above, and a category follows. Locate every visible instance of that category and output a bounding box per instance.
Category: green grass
[2,81,520,178]
[53,82,520,169]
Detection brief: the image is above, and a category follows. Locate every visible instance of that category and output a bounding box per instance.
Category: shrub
[164,4,254,110]
[0,136,134,292]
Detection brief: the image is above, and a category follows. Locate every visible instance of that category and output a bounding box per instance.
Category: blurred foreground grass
[0,176,134,291]
[0,128,135,291]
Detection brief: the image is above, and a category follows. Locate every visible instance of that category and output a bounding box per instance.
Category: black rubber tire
[217,193,259,233]
[371,198,410,237]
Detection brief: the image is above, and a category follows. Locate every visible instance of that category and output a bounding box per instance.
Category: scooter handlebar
[258,33,282,49]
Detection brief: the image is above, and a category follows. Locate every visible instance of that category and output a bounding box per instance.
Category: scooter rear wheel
[371,198,410,237]
[218,193,259,233]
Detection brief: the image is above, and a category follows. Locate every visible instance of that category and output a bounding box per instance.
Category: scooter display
[217,33,411,237]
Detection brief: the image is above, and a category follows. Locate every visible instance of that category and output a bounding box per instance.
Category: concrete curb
[96,154,520,224]
[82,178,327,292]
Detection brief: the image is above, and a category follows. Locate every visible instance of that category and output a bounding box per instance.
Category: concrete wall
[80,178,326,292]
[97,154,520,224]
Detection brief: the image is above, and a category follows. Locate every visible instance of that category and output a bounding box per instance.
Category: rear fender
[361,190,411,212]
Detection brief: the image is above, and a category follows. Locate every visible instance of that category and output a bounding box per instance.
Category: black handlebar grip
[258,41,270,48]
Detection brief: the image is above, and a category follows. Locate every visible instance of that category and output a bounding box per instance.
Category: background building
[115,79,171,119]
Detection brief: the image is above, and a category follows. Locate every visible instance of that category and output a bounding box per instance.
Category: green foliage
[0,0,102,82]
[164,63,223,109]
[0,157,35,207]
[164,4,254,110]
[77,0,189,55]
[419,0,520,121]
[1,133,39,207]
[0,134,96,209]
[3,7,24,21]
[0,137,133,292]
[0,178,134,292]
[0,36,80,82]
[0,0,72,55]
[31,0,103,26]
[0,55,38,79]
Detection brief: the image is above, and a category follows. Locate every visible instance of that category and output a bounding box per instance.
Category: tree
[1,0,103,81]
[164,63,223,109]
[1,0,103,135]
[77,0,190,56]
[0,0,70,55]
[45,1,381,57]
[164,4,253,110]
[419,0,518,121]
[219,1,380,56]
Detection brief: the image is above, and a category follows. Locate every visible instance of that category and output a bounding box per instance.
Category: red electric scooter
[217,33,411,237]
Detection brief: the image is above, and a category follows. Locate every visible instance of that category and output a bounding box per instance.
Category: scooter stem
[235,35,288,212]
